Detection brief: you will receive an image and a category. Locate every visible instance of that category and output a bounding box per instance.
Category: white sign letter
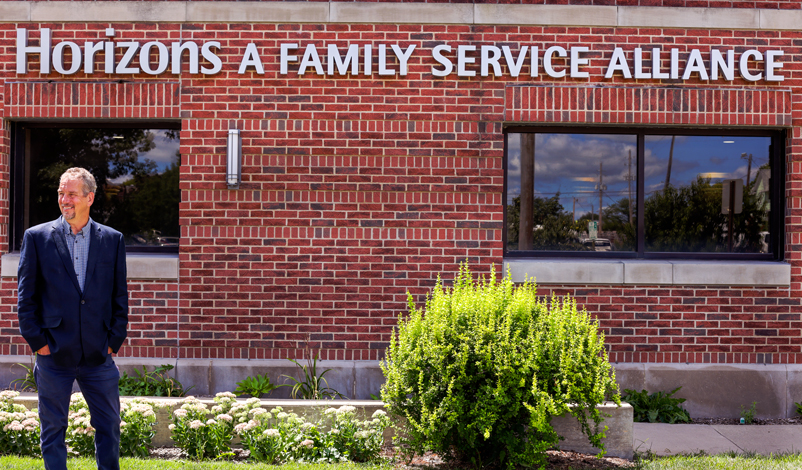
[84,41,105,74]
[280,43,298,75]
[17,28,51,74]
[502,46,528,77]
[52,41,81,75]
[652,48,669,79]
[140,41,169,75]
[481,45,501,77]
[172,42,199,74]
[239,43,265,74]
[740,50,763,82]
[633,48,649,79]
[710,49,734,81]
[457,45,476,77]
[431,44,453,77]
[328,44,359,75]
[201,41,222,75]
[299,44,324,75]
[115,42,140,74]
[765,50,784,82]
[543,46,567,78]
[570,47,589,78]
[392,44,416,76]
[605,47,631,79]
[682,49,709,80]
[378,44,394,75]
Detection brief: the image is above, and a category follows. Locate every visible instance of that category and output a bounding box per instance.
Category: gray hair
[60,167,97,195]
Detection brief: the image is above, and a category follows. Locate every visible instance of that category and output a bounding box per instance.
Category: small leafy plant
[622,387,692,424]
[118,364,193,397]
[283,339,346,400]
[741,401,757,424]
[235,373,282,398]
[796,401,802,417]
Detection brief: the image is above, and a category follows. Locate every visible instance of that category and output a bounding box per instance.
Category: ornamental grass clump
[0,391,40,457]
[381,264,620,470]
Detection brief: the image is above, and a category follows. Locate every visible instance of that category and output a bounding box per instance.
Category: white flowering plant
[169,395,235,460]
[284,417,341,463]
[66,394,95,457]
[234,406,299,464]
[119,398,165,458]
[324,406,390,463]
[0,390,40,457]
[65,393,166,459]
[234,405,389,464]
[210,392,261,433]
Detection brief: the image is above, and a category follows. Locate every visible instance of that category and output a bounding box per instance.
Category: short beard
[61,208,75,220]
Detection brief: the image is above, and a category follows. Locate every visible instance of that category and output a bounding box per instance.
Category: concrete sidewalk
[634,423,802,456]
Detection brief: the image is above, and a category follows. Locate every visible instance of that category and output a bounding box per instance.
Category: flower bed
[6,391,633,460]
[5,391,391,463]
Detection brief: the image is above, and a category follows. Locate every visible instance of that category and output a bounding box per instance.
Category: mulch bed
[393,450,636,469]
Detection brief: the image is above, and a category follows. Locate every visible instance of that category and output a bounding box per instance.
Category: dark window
[505,127,784,260]
[11,123,181,252]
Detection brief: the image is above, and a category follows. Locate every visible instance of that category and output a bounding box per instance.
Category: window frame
[10,120,182,254]
[503,126,786,261]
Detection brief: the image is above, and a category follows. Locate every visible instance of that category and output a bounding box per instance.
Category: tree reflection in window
[27,127,180,248]
[506,130,776,256]
[644,135,771,254]
[506,132,637,253]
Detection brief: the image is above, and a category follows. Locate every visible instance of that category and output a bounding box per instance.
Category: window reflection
[506,133,637,252]
[27,128,180,248]
[644,135,771,253]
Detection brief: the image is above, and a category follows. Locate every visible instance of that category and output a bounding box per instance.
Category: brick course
[0,18,800,363]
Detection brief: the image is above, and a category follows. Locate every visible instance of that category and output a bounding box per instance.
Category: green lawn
[5,453,802,470]
[639,452,802,470]
[0,456,390,470]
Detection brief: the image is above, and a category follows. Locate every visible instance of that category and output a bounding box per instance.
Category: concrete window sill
[504,258,791,286]
[1,252,178,280]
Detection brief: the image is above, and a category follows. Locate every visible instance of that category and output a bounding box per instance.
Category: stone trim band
[0,2,799,31]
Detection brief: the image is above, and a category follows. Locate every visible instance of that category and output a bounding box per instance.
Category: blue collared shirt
[62,217,91,293]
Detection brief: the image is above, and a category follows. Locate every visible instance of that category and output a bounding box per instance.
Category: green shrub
[119,364,193,397]
[381,264,620,469]
[621,387,691,423]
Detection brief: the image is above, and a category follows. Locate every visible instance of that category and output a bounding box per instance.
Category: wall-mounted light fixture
[226,128,242,189]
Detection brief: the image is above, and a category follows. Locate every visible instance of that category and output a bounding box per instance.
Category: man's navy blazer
[17,217,128,368]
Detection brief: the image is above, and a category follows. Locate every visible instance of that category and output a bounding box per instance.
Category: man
[17,167,128,470]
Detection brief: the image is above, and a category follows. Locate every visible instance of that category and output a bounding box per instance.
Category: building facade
[0,0,800,418]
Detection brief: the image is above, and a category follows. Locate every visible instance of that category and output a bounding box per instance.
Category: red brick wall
[1,20,801,363]
[538,285,802,364]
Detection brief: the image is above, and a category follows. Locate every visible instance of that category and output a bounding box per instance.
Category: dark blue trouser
[34,354,121,470]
